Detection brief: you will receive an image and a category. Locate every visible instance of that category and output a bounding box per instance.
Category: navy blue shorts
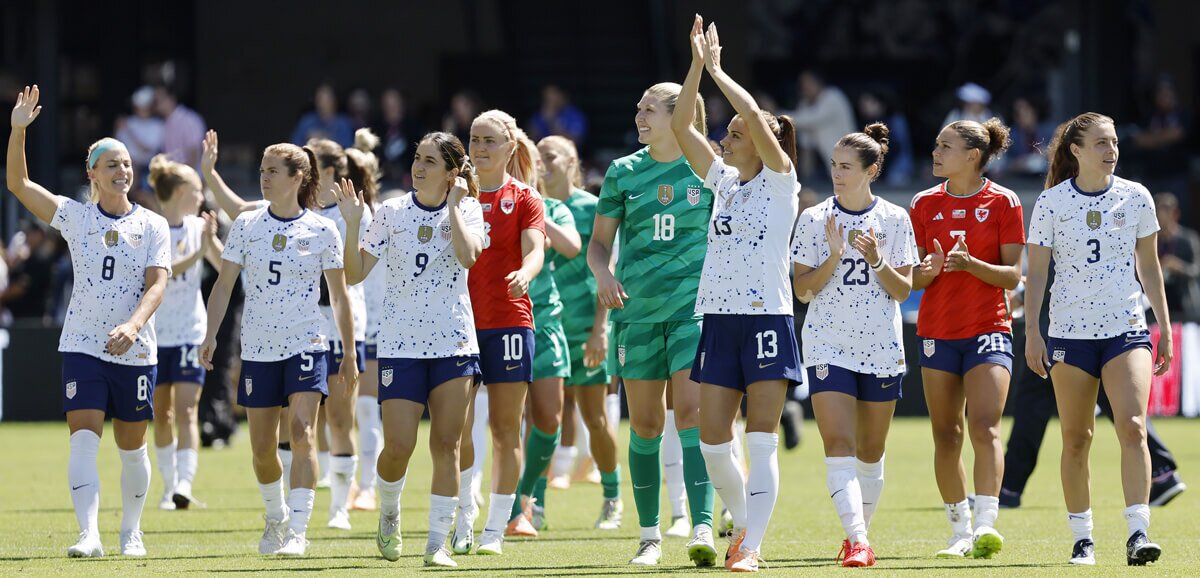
[378,356,481,405]
[806,363,904,402]
[1048,330,1152,379]
[326,340,367,374]
[691,314,803,391]
[62,352,157,421]
[156,344,208,385]
[918,332,1013,376]
[238,351,329,408]
[477,327,535,385]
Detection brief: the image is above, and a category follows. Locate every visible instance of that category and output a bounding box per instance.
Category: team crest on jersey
[1052,349,1066,362]
[1086,210,1102,230]
[658,184,674,205]
[876,231,888,247]
[815,364,829,380]
[381,368,393,387]
[687,185,701,206]
[296,238,310,253]
[500,199,515,214]
[126,232,143,248]
[103,229,119,248]
[975,208,990,222]
[272,234,288,252]
[440,223,453,240]
[923,339,936,357]
[1114,211,1126,227]
[244,377,253,396]
[65,380,77,400]
[848,229,864,246]
[176,239,187,253]
[418,225,434,244]
[618,345,626,366]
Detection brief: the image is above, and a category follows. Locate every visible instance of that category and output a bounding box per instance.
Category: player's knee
[581,409,608,434]
[290,415,316,448]
[489,419,521,447]
[428,431,460,460]
[1060,426,1094,455]
[379,439,414,464]
[1113,415,1147,448]
[930,421,964,449]
[822,436,855,457]
[967,416,1001,446]
[628,414,663,439]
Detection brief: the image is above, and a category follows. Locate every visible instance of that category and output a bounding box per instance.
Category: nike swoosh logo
[72,484,89,491]
[830,489,845,499]
[457,359,472,367]
[758,362,776,369]
[633,483,652,489]
[663,462,680,468]
[1058,215,1074,222]
[293,509,305,513]
[299,374,316,381]
[552,360,564,366]
[135,492,146,498]
[506,364,521,371]
[694,480,710,486]
[749,491,766,496]
[586,368,602,375]
[136,404,148,412]
[880,382,896,389]
[628,193,645,200]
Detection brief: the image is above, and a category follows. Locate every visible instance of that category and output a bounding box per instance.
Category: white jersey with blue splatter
[791,196,918,375]
[317,205,369,342]
[222,206,343,361]
[363,204,387,346]
[158,215,206,347]
[51,199,172,366]
[362,193,485,358]
[696,159,800,316]
[1027,176,1158,339]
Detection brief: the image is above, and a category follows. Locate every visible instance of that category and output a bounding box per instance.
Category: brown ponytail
[422,131,480,199]
[767,113,798,166]
[265,142,321,209]
[1044,112,1114,189]
[836,122,890,181]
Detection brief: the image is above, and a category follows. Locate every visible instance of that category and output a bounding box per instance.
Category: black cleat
[1149,471,1186,507]
[998,487,1021,509]
[1069,538,1095,565]
[1126,530,1161,566]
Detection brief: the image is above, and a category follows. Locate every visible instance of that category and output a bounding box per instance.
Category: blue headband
[87,140,123,169]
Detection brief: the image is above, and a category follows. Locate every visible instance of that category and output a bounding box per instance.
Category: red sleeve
[909,198,927,252]
[520,190,546,233]
[999,200,1026,246]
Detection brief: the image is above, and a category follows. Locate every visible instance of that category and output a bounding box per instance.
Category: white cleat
[376,513,401,561]
[66,530,104,558]
[276,529,308,556]
[159,492,177,510]
[629,539,662,565]
[936,535,973,558]
[665,515,691,538]
[972,526,1004,558]
[327,507,352,530]
[687,524,718,567]
[595,498,623,530]
[424,546,458,567]
[451,505,477,555]
[476,532,503,555]
[258,516,289,555]
[119,529,146,557]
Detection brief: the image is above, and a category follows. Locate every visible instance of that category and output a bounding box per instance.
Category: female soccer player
[200,138,358,557]
[450,110,546,556]
[792,123,917,568]
[147,154,222,511]
[538,135,624,529]
[1024,112,1172,566]
[8,85,171,558]
[910,119,1022,559]
[587,77,717,565]
[673,17,802,572]
[337,131,485,567]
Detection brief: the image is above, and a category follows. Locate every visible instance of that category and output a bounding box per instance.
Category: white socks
[974,494,999,531]
[700,440,747,529]
[118,444,151,533]
[471,390,490,475]
[456,466,479,538]
[287,488,316,535]
[317,451,330,482]
[482,493,516,538]
[427,494,459,554]
[378,475,405,518]
[259,478,287,522]
[278,447,293,489]
[156,441,177,496]
[329,455,358,515]
[945,499,972,539]
[856,456,884,528]
[663,410,686,519]
[68,430,101,534]
[605,392,620,432]
[551,445,578,478]
[1068,509,1093,542]
[825,456,867,545]
[1124,504,1150,537]
[641,525,663,541]
[176,448,198,493]
[744,432,780,553]
[356,396,382,492]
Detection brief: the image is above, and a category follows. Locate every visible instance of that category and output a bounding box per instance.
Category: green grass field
[0,417,1196,576]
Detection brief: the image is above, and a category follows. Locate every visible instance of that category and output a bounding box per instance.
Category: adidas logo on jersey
[933,212,944,221]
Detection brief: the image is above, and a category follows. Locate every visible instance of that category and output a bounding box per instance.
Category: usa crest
[244,377,253,396]
[1114,211,1125,227]
[381,368,393,387]
[440,223,452,241]
[1086,210,1102,230]
[272,234,288,252]
[126,232,143,248]
[418,225,434,244]
[500,199,515,214]
[618,345,626,366]
[923,339,936,357]
[296,238,311,253]
[815,364,829,380]
[1052,349,1066,362]
[103,229,119,248]
[687,185,701,206]
[975,208,989,222]
[657,184,674,205]
[65,380,77,400]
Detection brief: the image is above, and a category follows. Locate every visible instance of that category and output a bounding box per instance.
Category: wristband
[870,256,885,271]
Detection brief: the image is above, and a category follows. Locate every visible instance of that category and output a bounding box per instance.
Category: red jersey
[469,178,546,330]
[910,179,1025,340]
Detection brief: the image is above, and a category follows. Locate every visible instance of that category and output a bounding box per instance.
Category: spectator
[706,97,731,142]
[942,82,996,126]
[347,88,373,130]
[115,86,164,187]
[1,222,55,323]
[784,70,855,183]
[374,88,419,190]
[1129,76,1190,200]
[528,84,587,145]
[856,87,914,186]
[441,90,480,146]
[1155,192,1200,320]
[1004,97,1055,177]
[1133,76,1187,153]
[155,85,207,171]
[291,83,354,147]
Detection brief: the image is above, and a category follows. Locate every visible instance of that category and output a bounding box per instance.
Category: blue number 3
[1086,239,1100,263]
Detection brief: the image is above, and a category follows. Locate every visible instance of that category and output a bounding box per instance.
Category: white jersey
[1027,176,1159,339]
[223,206,343,361]
[791,196,918,375]
[51,199,172,366]
[363,205,386,345]
[317,205,368,342]
[157,215,206,347]
[696,160,799,315]
[362,193,485,358]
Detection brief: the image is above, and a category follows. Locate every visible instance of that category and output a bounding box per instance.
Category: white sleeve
[703,158,736,192]
[1136,188,1160,238]
[1027,194,1054,247]
[889,211,918,268]
[463,199,485,242]
[322,225,345,270]
[146,219,172,274]
[361,208,389,259]
[790,210,821,267]
[49,197,82,241]
[221,214,249,264]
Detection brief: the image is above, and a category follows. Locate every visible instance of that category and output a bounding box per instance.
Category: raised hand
[333,177,365,225]
[943,236,973,272]
[448,175,469,207]
[703,22,723,73]
[200,211,219,245]
[689,14,707,64]
[824,215,846,258]
[201,130,219,175]
[852,228,883,265]
[11,85,42,128]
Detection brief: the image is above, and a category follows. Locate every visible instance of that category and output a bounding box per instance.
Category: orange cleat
[842,541,876,567]
[724,528,747,569]
[727,548,762,572]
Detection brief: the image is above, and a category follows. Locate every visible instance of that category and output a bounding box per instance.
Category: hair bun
[863,122,890,155]
[354,128,380,152]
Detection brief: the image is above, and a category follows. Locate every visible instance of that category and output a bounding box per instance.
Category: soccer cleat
[726,528,747,567]
[67,530,104,558]
[547,474,571,490]
[835,539,850,564]
[842,541,876,567]
[728,547,762,572]
[275,529,308,556]
[172,483,205,510]
[665,515,691,538]
[376,513,401,561]
[686,524,718,567]
[936,535,973,558]
[351,487,377,511]
[718,508,735,537]
[1126,530,1161,566]
[1069,538,1095,565]
[505,513,538,537]
[424,546,457,567]
[119,529,146,557]
[450,524,474,555]
[972,526,1003,558]
[328,507,352,530]
[998,487,1021,509]
[531,504,547,531]
[629,539,662,565]
[1149,471,1187,507]
[595,498,623,530]
[258,516,289,555]
[476,533,503,555]
[159,491,177,511]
